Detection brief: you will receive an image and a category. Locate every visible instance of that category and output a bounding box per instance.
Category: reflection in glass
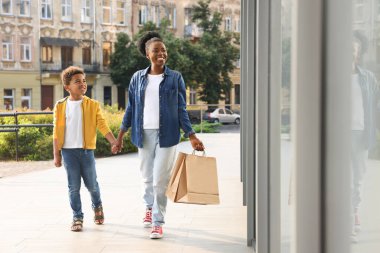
[351,1,380,251]
[281,0,293,252]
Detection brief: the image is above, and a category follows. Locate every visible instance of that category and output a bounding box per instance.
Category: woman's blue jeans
[61,149,102,220]
[139,130,177,226]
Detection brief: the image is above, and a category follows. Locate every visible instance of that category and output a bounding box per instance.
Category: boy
[53,66,117,232]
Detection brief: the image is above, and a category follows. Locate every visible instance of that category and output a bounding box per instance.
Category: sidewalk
[0,133,252,253]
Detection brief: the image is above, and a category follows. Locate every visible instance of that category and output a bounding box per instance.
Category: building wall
[0,1,40,110]
[39,0,133,109]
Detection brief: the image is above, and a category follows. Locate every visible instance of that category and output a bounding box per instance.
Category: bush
[0,108,137,161]
[192,121,221,133]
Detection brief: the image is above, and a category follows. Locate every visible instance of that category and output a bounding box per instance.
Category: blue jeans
[61,149,102,220]
[139,130,177,226]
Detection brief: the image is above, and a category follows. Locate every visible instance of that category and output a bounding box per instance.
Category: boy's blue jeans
[61,149,102,221]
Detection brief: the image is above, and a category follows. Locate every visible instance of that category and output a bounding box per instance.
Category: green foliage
[0,109,137,161]
[110,32,149,88]
[0,115,52,160]
[109,1,240,103]
[94,107,137,157]
[192,0,240,104]
[192,121,221,133]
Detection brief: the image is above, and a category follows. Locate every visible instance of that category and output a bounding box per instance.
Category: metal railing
[0,111,53,161]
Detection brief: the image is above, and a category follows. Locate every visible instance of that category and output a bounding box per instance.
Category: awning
[40,37,80,47]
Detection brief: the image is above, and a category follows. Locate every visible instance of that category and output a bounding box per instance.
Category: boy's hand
[54,153,62,167]
[112,139,123,154]
[111,142,119,154]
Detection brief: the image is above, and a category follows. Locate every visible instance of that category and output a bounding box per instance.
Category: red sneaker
[143,208,152,228]
[150,226,163,239]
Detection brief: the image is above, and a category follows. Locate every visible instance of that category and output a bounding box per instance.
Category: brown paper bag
[166,151,220,205]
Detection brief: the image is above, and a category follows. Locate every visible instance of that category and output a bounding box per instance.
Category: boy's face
[64,73,87,98]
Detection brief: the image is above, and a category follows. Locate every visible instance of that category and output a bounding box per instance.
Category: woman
[113,31,204,239]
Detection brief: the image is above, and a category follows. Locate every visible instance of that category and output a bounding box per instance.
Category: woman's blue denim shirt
[120,65,195,148]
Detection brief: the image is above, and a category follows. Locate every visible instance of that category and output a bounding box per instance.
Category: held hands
[111,139,123,154]
[189,134,205,151]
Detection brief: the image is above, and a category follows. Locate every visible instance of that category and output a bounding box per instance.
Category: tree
[191,0,240,104]
[110,20,195,89]
[110,33,148,88]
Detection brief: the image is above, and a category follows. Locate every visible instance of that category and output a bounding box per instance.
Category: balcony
[41,62,100,73]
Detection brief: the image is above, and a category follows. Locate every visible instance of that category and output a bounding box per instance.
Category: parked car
[203,108,240,124]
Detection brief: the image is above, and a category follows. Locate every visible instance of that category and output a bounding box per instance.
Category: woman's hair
[137,31,163,56]
[61,66,85,86]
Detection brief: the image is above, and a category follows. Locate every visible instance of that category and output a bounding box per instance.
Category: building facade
[0,1,40,110]
[0,0,132,110]
[0,0,240,111]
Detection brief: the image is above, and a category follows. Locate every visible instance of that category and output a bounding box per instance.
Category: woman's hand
[189,134,205,151]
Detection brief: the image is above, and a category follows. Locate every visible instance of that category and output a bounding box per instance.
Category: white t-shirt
[63,99,84,148]
[143,74,163,129]
[351,74,364,130]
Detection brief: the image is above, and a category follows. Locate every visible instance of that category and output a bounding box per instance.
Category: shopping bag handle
[192,150,206,156]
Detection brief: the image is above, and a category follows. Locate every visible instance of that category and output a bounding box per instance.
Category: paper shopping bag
[166,151,220,205]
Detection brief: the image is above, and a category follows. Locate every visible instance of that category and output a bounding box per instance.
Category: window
[235,18,240,32]
[19,0,30,16]
[2,36,13,61]
[104,87,112,106]
[116,0,126,25]
[41,0,52,19]
[225,17,232,31]
[81,0,92,23]
[20,37,31,62]
[166,6,176,28]
[82,41,91,65]
[102,42,111,67]
[184,8,192,26]
[41,45,52,63]
[151,5,160,26]
[139,5,148,25]
[102,0,111,24]
[234,84,240,104]
[1,0,12,15]
[21,89,31,109]
[4,89,14,110]
[190,88,197,105]
[354,0,365,22]
[235,56,241,68]
[61,0,72,21]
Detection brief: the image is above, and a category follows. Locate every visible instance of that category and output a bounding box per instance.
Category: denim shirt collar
[139,65,171,78]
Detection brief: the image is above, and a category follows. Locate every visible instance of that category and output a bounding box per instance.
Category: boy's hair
[61,66,85,86]
[137,31,163,56]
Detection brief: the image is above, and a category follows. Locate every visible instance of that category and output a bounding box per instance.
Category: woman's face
[146,41,167,67]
